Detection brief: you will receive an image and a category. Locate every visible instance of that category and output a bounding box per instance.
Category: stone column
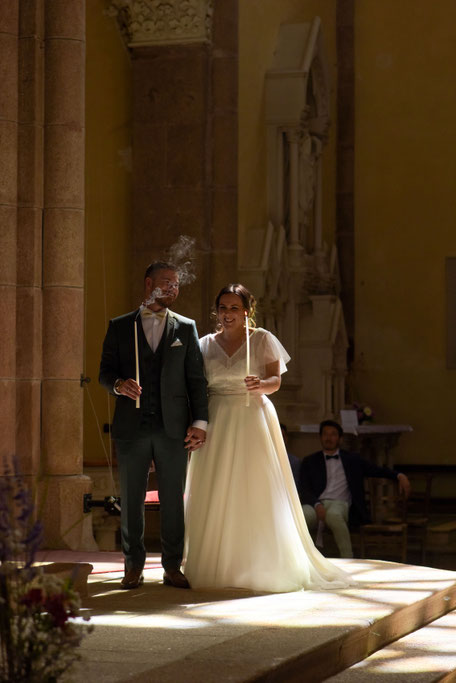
[313,137,323,251]
[131,39,212,326]
[286,127,304,268]
[16,1,44,476]
[208,0,238,309]
[0,2,19,471]
[111,0,238,332]
[287,128,300,248]
[40,0,95,550]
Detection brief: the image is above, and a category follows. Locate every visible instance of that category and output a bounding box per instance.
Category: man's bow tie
[325,454,339,460]
[141,308,167,321]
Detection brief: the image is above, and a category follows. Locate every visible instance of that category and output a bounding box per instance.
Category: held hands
[244,374,263,394]
[116,379,142,401]
[185,426,206,452]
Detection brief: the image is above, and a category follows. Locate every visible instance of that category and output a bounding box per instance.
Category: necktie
[325,454,339,460]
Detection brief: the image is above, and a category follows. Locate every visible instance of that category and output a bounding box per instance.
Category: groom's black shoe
[163,568,190,589]
[120,568,144,590]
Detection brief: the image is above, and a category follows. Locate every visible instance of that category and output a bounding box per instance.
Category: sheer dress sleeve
[253,328,290,376]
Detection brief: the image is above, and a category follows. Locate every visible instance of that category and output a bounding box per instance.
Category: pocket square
[170,339,183,347]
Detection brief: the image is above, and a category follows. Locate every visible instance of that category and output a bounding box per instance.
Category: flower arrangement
[0,460,92,682]
[353,402,374,424]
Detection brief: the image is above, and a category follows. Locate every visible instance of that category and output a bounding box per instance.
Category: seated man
[298,419,411,558]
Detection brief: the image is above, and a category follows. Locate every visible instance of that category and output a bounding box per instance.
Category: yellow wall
[238,0,338,253]
[355,1,456,472]
[240,1,456,480]
[84,0,132,465]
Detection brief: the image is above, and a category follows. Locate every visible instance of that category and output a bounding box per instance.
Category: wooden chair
[360,477,408,563]
[397,473,433,563]
[379,473,433,564]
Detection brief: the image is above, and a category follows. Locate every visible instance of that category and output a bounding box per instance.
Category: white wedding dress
[183,328,351,592]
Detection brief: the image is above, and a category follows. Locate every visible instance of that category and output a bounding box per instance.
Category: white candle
[134,320,140,409]
[245,311,250,407]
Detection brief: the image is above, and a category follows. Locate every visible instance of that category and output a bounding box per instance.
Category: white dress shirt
[140,306,167,352]
[319,450,352,505]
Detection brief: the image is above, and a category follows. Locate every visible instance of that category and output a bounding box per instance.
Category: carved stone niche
[265,18,329,135]
[264,18,330,250]
[240,18,348,427]
[107,0,213,47]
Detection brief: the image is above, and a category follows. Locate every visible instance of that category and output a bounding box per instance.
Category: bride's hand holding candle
[245,361,281,396]
[245,375,262,393]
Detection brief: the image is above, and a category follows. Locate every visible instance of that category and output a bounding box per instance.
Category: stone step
[122,561,456,683]
[38,554,456,683]
[40,561,93,597]
[325,610,456,682]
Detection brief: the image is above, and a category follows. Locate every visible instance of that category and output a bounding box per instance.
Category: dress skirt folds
[183,329,352,592]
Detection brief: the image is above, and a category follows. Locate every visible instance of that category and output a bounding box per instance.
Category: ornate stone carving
[106,0,213,46]
[298,114,316,244]
[241,19,348,425]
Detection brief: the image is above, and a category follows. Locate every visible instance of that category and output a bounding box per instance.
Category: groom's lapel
[162,312,178,359]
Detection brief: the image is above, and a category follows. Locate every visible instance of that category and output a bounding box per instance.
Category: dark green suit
[99,309,208,572]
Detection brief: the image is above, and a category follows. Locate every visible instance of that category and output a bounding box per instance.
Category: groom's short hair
[144,261,177,280]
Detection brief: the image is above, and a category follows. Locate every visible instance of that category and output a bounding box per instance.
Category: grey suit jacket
[99,309,208,440]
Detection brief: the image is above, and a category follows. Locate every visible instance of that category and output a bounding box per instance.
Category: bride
[183,284,352,592]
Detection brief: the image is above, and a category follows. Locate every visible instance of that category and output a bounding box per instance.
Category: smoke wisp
[143,287,164,307]
[165,235,196,286]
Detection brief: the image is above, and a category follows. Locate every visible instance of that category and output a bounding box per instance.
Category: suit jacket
[298,450,399,527]
[99,309,208,440]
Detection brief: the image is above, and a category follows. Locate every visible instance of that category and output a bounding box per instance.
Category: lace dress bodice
[200,328,290,396]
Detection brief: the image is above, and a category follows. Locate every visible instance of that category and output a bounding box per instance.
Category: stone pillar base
[93,514,120,551]
[42,562,93,598]
[38,474,98,551]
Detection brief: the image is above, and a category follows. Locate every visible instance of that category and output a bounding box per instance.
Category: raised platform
[40,551,456,683]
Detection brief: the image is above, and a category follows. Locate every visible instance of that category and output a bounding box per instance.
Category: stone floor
[33,551,456,682]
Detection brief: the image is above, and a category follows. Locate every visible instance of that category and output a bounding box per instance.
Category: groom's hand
[115,378,142,401]
[185,427,206,452]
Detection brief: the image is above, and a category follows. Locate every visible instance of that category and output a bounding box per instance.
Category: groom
[99,261,208,589]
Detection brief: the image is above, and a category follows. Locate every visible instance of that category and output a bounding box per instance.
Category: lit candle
[245,311,250,407]
[134,320,140,409]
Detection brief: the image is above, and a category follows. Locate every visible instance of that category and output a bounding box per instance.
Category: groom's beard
[152,288,178,309]
[154,295,175,309]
